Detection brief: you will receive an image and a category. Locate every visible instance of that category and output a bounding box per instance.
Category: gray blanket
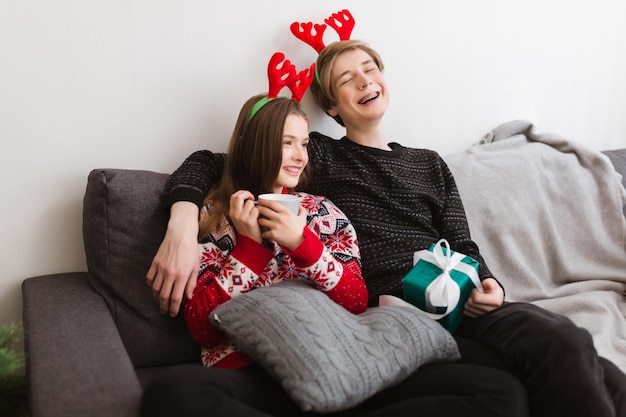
[443,120,626,372]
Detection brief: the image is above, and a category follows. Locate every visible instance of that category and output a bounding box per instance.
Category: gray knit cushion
[211,279,460,413]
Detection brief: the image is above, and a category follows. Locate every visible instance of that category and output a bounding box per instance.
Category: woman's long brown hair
[198,95,310,239]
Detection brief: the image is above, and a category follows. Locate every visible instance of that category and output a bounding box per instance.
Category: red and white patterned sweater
[184,192,368,368]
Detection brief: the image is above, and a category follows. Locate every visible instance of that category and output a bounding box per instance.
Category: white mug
[257,193,301,215]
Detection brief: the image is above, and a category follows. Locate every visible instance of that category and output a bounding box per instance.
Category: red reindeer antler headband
[248,9,355,122]
[290,9,356,85]
[290,9,355,53]
[248,53,315,122]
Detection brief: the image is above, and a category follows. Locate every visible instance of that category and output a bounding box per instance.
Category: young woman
[143,94,370,416]
[184,94,368,368]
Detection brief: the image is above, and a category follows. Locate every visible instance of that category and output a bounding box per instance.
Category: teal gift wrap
[402,239,483,333]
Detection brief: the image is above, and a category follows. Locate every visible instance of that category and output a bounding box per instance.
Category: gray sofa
[22,147,626,417]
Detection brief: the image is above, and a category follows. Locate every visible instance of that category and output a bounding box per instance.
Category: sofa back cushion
[83,169,199,368]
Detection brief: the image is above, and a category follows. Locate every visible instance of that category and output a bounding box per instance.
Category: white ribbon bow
[413,239,483,320]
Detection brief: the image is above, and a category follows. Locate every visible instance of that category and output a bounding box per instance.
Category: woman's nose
[292,146,305,161]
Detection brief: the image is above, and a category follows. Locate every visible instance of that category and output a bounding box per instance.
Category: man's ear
[327,107,338,117]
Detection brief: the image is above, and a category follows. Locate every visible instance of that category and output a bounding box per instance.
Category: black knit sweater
[165,132,496,305]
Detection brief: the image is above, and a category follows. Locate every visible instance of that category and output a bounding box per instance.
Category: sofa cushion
[83,169,199,368]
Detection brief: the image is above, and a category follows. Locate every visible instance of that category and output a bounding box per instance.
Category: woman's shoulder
[293,192,326,205]
[294,192,348,219]
[294,192,335,210]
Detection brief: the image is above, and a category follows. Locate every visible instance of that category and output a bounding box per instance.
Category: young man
[148,40,626,416]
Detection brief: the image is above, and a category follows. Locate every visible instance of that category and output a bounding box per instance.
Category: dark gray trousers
[456,301,626,417]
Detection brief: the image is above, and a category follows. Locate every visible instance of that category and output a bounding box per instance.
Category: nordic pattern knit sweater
[186,192,368,368]
[165,132,497,305]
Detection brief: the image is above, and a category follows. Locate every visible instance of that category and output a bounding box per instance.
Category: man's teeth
[359,92,379,104]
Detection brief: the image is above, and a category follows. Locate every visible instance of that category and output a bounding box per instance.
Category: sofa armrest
[22,273,142,417]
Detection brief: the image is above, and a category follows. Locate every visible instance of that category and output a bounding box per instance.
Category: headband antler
[290,9,355,53]
[267,52,315,102]
[248,52,315,122]
[249,9,355,121]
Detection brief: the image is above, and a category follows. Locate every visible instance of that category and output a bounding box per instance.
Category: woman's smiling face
[272,113,309,193]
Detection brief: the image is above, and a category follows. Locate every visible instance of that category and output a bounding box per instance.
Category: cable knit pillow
[210,279,460,413]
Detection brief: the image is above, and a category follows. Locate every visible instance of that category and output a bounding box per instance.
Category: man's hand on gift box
[463,278,504,318]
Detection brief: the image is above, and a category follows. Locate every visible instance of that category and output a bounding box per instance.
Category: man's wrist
[168,201,200,235]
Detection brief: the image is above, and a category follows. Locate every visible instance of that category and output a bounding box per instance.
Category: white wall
[2,0,625,324]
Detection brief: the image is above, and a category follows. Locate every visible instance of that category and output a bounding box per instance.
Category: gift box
[402,239,482,333]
